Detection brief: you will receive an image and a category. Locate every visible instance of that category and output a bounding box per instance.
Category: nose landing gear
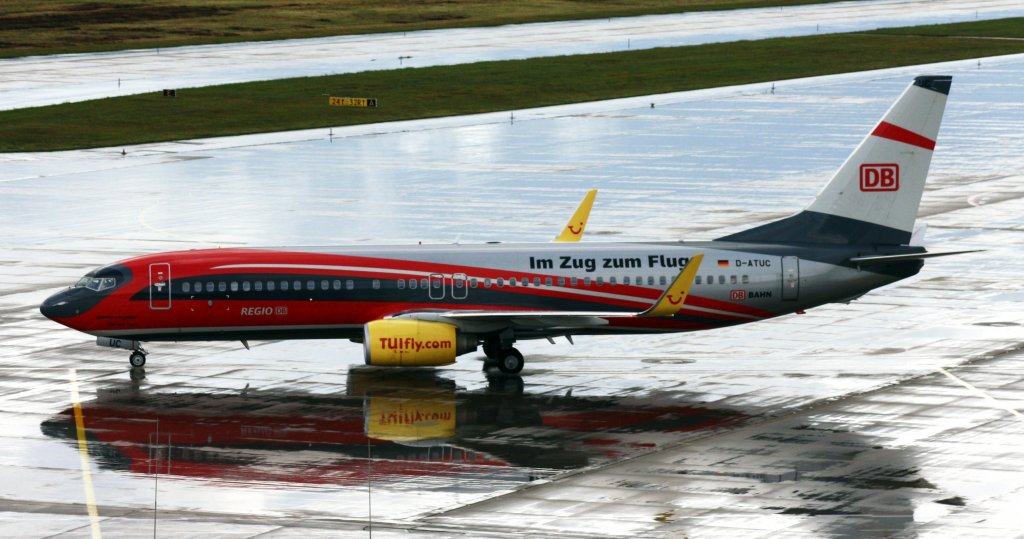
[129,350,147,368]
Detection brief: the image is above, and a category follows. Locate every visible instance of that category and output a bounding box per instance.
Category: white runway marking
[938,366,1024,422]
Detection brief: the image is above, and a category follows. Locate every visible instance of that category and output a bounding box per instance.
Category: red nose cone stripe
[871,121,935,151]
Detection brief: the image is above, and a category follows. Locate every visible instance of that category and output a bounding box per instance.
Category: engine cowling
[363,319,477,367]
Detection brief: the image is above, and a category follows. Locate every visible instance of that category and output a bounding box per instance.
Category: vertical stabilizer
[719,76,951,245]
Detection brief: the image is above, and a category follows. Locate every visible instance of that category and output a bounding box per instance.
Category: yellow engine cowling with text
[363,319,477,367]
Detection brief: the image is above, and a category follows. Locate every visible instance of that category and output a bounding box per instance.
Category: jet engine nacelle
[363,319,477,367]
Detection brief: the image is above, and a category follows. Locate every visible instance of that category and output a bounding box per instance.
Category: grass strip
[0,0,854,58]
[3,19,1024,152]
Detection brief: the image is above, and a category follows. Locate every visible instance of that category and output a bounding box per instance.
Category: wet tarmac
[1,0,1022,110]
[1,52,1023,538]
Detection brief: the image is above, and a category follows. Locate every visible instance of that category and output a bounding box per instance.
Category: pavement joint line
[937,366,1024,422]
[69,368,103,539]
[423,347,1024,524]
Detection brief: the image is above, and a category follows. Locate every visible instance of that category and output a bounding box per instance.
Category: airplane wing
[553,189,597,242]
[391,254,703,333]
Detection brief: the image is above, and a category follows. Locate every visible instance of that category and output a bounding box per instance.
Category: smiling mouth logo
[667,294,683,305]
[567,223,584,235]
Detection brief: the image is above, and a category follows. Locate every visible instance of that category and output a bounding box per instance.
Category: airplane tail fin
[718,76,951,246]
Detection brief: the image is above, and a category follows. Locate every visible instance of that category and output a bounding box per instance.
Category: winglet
[639,254,703,317]
[554,189,598,242]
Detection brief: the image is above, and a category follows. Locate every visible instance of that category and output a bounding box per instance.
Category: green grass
[0,0,858,58]
[3,19,1023,152]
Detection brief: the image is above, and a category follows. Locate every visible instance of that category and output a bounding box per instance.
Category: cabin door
[149,263,172,310]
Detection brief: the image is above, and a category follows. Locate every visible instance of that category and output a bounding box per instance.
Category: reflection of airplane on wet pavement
[40,369,745,485]
[41,77,972,374]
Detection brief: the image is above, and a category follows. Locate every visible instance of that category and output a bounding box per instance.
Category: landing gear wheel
[497,347,524,375]
[129,351,147,368]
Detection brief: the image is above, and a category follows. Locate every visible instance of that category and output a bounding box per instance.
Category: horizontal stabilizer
[848,249,982,265]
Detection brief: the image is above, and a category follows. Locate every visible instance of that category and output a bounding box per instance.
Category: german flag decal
[717,259,729,267]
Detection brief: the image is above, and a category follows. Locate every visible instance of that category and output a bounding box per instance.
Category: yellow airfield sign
[329,96,378,108]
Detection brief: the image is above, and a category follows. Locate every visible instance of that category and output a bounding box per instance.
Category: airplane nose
[40,290,81,320]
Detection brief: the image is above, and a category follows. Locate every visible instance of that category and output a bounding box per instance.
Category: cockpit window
[74,276,117,292]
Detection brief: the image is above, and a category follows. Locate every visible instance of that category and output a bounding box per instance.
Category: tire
[129,351,147,368]
[482,341,501,359]
[497,347,524,375]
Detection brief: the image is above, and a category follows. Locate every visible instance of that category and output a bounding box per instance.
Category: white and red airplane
[41,76,968,375]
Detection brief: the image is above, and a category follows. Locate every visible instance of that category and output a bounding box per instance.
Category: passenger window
[373,280,381,290]
[584,277,591,286]
[647,276,654,286]
[281,281,289,291]
[306,280,314,291]
[609,276,617,285]
[623,276,630,285]
[432,279,441,289]
[659,276,667,286]
[470,278,478,288]
[558,277,566,286]
[742,275,749,284]
[347,280,355,290]
[230,282,238,292]
[321,280,329,290]
[695,276,702,285]
[706,275,712,285]
[218,282,226,292]
[509,278,516,287]
[454,279,463,289]
[483,278,492,288]
[409,279,418,289]
[596,276,603,286]
[730,275,737,285]
[420,278,428,289]
[545,277,552,286]
[398,279,405,289]
[205,282,213,293]
[533,277,541,287]
[496,278,504,288]
[718,275,725,284]
[570,277,578,286]
[255,281,263,292]
[332,280,341,290]
[242,281,251,292]
[292,280,301,290]
[181,282,189,293]
[266,281,274,292]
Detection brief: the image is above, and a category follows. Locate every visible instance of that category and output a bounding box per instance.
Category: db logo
[860,164,899,192]
[730,290,746,301]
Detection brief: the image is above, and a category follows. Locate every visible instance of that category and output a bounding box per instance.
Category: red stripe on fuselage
[194,249,775,318]
[871,121,935,150]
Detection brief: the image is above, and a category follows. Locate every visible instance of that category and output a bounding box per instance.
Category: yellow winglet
[554,189,598,242]
[639,254,703,318]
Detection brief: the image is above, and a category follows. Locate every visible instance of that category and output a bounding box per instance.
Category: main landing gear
[482,341,524,375]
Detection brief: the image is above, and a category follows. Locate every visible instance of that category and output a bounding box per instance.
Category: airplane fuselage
[43,241,921,342]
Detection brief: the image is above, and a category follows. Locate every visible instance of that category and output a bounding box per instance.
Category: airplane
[41,76,970,375]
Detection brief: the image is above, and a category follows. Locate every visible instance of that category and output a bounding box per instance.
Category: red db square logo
[860,164,899,192]
[730,290,746,301]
